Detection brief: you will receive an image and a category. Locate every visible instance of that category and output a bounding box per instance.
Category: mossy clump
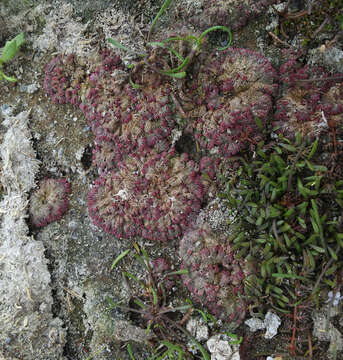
[220,134,343,311]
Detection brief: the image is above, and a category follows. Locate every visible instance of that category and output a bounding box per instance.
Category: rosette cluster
[187,48,278,158]
[189,0,278,32]
[88,150,204,242]
[179,224,247,324]
[44,49,208,241]
[274,60,343,138]
[45,51,177,172]
[42,47,280,241]
[43,53,87,106]
[29,178,71,228]
[88,83,175,173]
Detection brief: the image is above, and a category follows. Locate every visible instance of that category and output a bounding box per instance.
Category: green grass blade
[149,0,173,39]
[107,38,145,56]
[167,46,185,61]
[307,138,319,159]
[165,71,186,78]
[141,247,150,263]
[151,286,158,305]
[123,271,144,286]
[134,253,149,270]
[166,269,188,276]
[193,340,210,360]
[226,333,243,345]
[169,305,192,312]
[14,32,25,48]
[134,298,146,309]
[127,343,136,360]
[197,25,232,50]
[280,143,297,152]
[129,77,141,89]
[162,56,190,74]
[111,249,130,270]
[1,71,17,82]
[106,296,122,309]
[146,41,166,48]
[328,246,338,261]
[272,273,309,281]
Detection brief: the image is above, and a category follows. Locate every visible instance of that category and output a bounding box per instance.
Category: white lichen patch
[33,2,94,57]
[96,6,146,65]
[0,110,40,192]
[0,110,65,359]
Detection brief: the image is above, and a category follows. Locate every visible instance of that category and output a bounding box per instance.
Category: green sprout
[337,13,343,29]
[0,32,25,82]
[225,332,243,345]
[148,340,188,360]
[127,343,136,360]
[185,299,218,326]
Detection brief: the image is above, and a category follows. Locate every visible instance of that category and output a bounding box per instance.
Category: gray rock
[244,317,265,332]
[206,334,241,360]
[245,311,281,339]
[313,309,343,358]
[308,46,343,73]
[186,317,209,342]
[264,311,281,339]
